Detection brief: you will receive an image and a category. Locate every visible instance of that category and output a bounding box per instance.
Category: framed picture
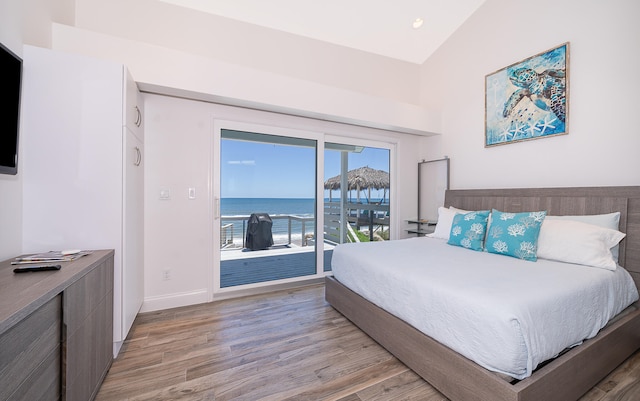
[485,43,569,147]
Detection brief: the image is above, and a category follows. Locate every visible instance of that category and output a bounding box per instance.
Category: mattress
[330,237,639,379]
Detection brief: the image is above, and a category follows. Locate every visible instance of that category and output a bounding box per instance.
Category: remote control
[13,264,62,273]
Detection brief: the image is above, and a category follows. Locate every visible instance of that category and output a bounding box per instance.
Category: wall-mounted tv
[0,42,22,175]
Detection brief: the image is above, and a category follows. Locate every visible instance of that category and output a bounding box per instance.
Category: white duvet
[330,237,639,379]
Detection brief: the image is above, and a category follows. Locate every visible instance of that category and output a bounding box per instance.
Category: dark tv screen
[0,42,22,175]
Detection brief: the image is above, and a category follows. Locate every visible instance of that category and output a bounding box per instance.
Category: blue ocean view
[221,198,315,217]
[221,197,389,216]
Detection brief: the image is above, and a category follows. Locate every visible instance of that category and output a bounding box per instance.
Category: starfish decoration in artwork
[525,122,541,137]
[537,115,557,135]
[497,124,512,141]
[510,122,525,139]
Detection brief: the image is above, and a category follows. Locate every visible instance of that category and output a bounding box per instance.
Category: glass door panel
[323,143,391,271]
[219,129,317,288]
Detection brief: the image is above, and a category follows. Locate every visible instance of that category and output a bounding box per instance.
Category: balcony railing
[324,201,389,243]
[220,214,315,249]
[221,202,389,251]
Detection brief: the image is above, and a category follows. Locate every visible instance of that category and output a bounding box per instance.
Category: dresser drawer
[0,295,61,400]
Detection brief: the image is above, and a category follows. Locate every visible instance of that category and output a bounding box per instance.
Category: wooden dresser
[0,250,114,401]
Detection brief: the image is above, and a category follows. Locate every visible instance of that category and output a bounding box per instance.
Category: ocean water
[221,198,315,247]
[221,198,315,217]
[221,197,388,215]
[220,197,388,247]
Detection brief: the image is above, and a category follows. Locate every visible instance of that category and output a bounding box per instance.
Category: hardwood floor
[96,284,640,401]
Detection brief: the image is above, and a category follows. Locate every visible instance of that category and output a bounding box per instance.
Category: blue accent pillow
[486,209,547,261]
[447,210,490,251]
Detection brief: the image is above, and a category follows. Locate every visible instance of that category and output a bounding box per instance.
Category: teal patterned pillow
[486,209,547,261]
[447,210,490,251]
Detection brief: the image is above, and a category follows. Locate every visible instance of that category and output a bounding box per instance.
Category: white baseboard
[113,340,123,358]
[140,288,210,312]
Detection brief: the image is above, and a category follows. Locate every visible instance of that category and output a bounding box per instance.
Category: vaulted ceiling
[159,0,486,64]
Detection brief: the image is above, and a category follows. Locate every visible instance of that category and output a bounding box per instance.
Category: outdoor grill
[245,213,274,250]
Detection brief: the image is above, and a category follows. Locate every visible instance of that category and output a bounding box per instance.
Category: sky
[221,139,390,199]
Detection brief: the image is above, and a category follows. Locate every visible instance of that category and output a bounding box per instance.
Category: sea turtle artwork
[485,43,568,146]
[503,67,566,123]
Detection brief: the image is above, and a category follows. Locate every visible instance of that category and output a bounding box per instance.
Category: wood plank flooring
[96,284,640,401]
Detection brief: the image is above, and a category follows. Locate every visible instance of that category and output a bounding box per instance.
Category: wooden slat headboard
[444,186,640,289]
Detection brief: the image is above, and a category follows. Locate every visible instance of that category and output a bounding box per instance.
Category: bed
[325,186,640,401]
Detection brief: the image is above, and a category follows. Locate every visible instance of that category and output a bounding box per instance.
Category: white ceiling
[159,0,486,64]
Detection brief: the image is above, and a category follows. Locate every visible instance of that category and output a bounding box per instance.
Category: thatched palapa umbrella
[324,166,389,203]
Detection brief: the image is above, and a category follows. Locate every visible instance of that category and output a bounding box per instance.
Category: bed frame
[325,186,640,401]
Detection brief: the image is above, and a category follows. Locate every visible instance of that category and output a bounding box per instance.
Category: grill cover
[245,213,274,250]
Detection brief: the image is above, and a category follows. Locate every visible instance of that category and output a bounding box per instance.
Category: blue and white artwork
[485,43,568,147]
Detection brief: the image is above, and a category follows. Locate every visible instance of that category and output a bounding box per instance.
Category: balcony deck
[220,243,334,288]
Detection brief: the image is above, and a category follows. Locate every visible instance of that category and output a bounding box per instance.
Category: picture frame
[485,42,569,147]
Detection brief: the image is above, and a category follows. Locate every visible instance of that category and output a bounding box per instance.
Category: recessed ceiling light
[412,18,424,29]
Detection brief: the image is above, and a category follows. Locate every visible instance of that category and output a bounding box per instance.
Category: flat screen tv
[0,42,22,175]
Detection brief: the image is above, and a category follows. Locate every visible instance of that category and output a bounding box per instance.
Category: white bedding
[330,237,639,379]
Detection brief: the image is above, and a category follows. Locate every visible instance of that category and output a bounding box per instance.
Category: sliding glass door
[212,121,394,293]
[323,141,391,271]
[216,128,317,289]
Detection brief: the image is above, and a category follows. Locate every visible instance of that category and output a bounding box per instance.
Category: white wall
[0,0,24,260]
[143,93,420,308]
[143,95,213,309]
[72,0,421,106]
[419,0,640,189]
[0,0,75,260]
[50,23,438,136]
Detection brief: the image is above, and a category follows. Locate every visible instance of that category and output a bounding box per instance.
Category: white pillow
[546,212,621,261]
[431,207,469,240]
[537,219,626,270]
[545,212,620,229]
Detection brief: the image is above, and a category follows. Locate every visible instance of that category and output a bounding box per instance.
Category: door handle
[134,106,142,127]
[134,147,141,166]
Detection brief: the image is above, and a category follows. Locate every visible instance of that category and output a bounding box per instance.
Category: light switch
[159,188,170,200]
[188,187,196,199]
